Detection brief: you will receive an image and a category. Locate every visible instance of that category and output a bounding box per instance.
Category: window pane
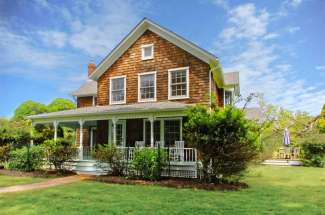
[143,46,152,57]
[170,69,187,97]
[111,77,125,102]
[164,120,180,147]
[140,73,155,100]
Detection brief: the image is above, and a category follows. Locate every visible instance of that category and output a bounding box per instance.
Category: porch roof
[27,102,191,121]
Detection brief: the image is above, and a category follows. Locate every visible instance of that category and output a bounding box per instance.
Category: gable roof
[89,18,218,81]
[71,79,97,97]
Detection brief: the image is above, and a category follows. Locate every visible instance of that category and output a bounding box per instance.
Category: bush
[131,147,166,180]
[8,145,44,171]
[301,138,325,167]
[43,138,78,171]
[0,144,11,163]
[184,105,259,183]
[92,144,125,176]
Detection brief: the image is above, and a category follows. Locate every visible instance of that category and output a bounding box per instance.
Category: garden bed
[88,175,248,191]
[0,169,76,178]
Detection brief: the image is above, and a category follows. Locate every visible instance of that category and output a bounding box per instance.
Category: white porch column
[112,117,118,145]
[149,116,154,147]
[90,127,94,153]
[53,121,58,141]
[79,119,84,160]
[30,123,34,146]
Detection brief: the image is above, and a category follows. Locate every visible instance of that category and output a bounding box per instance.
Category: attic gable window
[110,76,126,104]
[141,44,154,60]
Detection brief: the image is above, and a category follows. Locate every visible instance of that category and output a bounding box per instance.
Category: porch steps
[262,159,302,166]
[72,160,107,175]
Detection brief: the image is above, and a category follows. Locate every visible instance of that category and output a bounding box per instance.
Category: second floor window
[138,72,156,102]
[110,76,126,104]
[168,67,189,100]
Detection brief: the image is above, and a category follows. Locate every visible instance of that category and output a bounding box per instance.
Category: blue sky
[0,0,324,117]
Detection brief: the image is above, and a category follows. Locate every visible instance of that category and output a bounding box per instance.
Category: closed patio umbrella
[283,128,290,146]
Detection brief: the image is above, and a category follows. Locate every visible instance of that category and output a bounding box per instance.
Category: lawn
[0,175,45,187]
[0,165,325,214]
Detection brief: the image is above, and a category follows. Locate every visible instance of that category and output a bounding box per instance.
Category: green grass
[0,175,45,187]
[0,166,325,214]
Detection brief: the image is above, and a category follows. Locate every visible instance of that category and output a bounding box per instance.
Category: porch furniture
[276,147,300,160]
[155,141,164,148]
[135,141,145,148]
[174,141,184,162]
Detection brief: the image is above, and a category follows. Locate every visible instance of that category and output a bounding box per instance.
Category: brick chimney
[88,63,96,77]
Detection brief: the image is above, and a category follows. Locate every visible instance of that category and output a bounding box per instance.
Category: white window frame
[141,44,154,60]
[109,75,126,105]
[168,66,190,100]
[223,89,234,106]
[138,71,157,102]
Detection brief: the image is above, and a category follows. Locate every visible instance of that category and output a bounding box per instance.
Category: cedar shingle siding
[97,30,212,106]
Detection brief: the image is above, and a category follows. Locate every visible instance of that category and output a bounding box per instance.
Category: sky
[0,0,324,118]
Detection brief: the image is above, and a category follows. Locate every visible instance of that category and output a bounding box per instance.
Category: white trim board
[89,18,218,81]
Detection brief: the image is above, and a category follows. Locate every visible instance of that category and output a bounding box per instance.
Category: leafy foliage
[8,145,45,171]
[131,147,166,180]
[43,138,78,171]
[184,105,259,183]
[47,98,76,112]
[13,100,47,120]
[92,144,125,176]
[0,144,11,163]
[301,136,325,167]
[0,118,31,148]
[317,104,325,133]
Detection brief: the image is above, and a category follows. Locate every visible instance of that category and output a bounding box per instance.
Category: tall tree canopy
[47,98,76,112]
[13,100,47,120]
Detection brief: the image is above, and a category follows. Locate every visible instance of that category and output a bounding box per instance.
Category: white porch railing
[77,147,197,164]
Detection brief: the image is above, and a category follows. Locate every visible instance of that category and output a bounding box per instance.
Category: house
[28,18,239,177]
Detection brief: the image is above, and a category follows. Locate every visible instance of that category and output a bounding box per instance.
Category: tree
[13,100,47,120]
[184,105,259,183]
[47,98,75,112]
[317,104,325,133]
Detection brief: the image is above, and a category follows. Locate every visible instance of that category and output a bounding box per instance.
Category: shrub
[301,137,325,167]
[0,144,11,163]
[43,138,78,171]
[131,147,166,180]
[92,144,125,176]
[184,105,259,183]
[8,145,44,171]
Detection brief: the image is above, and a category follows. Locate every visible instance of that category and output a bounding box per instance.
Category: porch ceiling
[27,101,191,123]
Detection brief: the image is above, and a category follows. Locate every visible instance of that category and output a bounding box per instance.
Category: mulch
[87,175,248,191]
[0,169,76,178]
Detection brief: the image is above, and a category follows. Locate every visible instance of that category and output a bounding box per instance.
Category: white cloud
[220,4,269,42]
[38,31,67,48]
[214,3,325,114]
[0,24,67,69]
[278,0,303,16]
[32,0,144,57]
[264,33,279,40]
[315,66,325,70]
[287,26,301,34]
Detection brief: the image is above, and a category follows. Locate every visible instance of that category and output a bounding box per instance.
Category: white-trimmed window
[110,76,126,104]
[141,44,154,60]
[138,71,156,102]
[168,67,189,100]
[224,90,233,106]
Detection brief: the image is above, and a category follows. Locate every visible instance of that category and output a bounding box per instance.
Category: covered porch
[28,102,198,177]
